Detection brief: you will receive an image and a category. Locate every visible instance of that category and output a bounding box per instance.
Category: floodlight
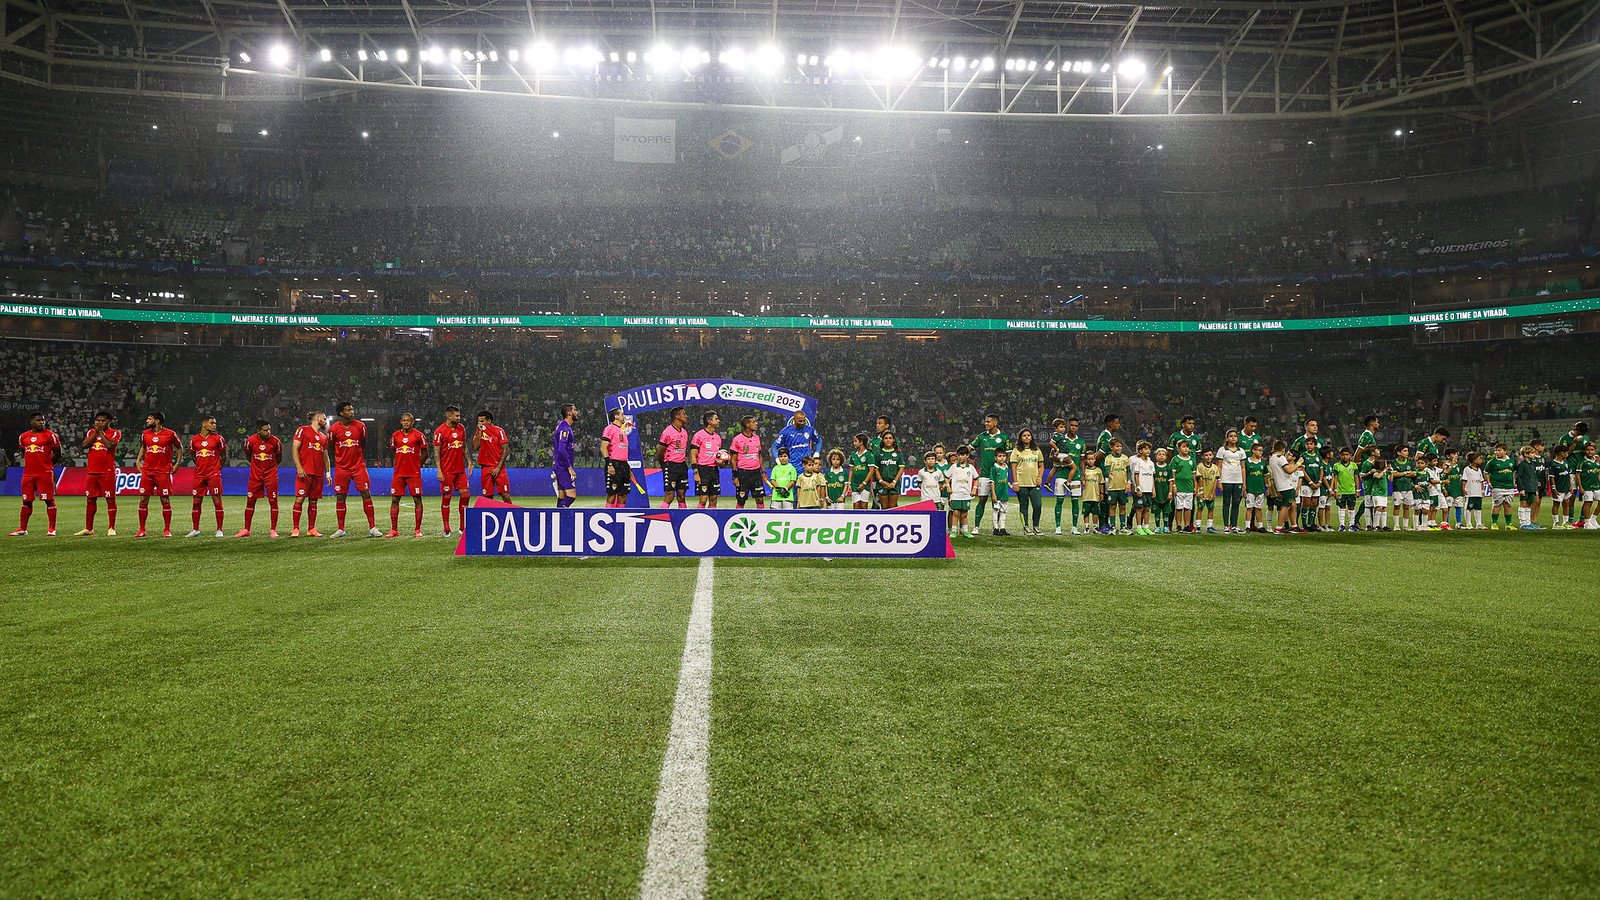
[319,47,332,62]
[528,43,556,70]
[268,44,291,67]
[508,49,519,62]
[238,51,251,63]
[752,45,784,72]
[394,48,407,62]
[719,48,747,70]
[449,48,463,62]
[489,50,499,62]
[357,49,368,61]
[981,57,995,70]
[953,56,967,70]
[1117,58,1146,79]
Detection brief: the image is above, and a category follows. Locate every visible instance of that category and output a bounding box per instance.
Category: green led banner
[2,296,1597,333]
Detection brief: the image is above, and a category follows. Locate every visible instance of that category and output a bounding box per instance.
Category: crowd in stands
[4,182,1585,282]
[5,334,1595,473]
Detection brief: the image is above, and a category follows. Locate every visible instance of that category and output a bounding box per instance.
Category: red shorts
[391,474,424,497]
[85,472,117,499]
[192,475,223,497]
[295,473,325,499]
[479,468,509,497]
[247,472,279,499]
[439,471,470,495]
[20,473,56,501]
[333,467,371,494]
[139,470,173,497]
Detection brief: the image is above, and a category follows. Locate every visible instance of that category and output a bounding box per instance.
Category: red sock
[86,499,97,530]
[161,503,172,529]
[336,498,348,530]
[442,500,452,531]
[457,498,467,531]
[192,501,203,530]
[46,504,56,531]
[390,505,400,530]
[139,505,149,530]
[308,506,318,530]
[414,503,424,530]
[269,503,279,530]
[363,497,375,528]
[107,501,116,529]
[292,502,303,530]
[19,504,31,530]
[214,501,225,531]
[678,500,686,508]
[245,500,256,530]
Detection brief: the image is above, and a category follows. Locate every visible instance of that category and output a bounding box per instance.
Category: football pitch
[2,496,1597,898]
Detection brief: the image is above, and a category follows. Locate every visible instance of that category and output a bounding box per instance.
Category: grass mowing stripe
[641,558,715,900]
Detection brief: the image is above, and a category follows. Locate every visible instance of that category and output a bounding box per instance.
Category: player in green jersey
[1528,438,1550,524]
[1547,445,1574,528]
[849,433,875,510]
[1169,416,1201,459]
[1444,449,1465,529]
[1097,414,1122,458]
[824,449,850,510]
[1332,447,1361,531]
[1417,427,1448,462]
[1172,441,1197,533]
[1354,416,1381,528]
[971,414,1012,533]
[1390,446,1419,531]
[1299,449,1326,532]
[1289,420,1324,461]
[1577,442,1600,529]
[1484,443,1518,529]
[1238,416,1266,455]
[1049,417,1088,534]
[1102,438,1132,534]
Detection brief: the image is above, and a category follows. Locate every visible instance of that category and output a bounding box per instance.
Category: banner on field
[603,379,819,423]
[614,118,677,164]
[456,499,953,558]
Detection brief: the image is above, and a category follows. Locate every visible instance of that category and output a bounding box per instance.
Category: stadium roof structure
[0,0,1596,121]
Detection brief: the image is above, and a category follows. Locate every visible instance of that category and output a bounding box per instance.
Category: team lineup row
[10,406,1599,538]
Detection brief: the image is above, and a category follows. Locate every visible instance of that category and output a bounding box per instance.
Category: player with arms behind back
[291,410,331,537]
[432,406,472,535]
[76,411,121,536]
[185,415,227,538]
[134,411,183,538]
[690,412,724,509]
[329,402,381,538]
[552,404,578,508]
[657,406,692,509]
[602,408,636,509]
[387,413,428,537]
[238,420,282,537]
[11,411,62,536]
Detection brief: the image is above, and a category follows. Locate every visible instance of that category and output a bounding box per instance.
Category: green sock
[1071,498,1081,526]
[973,500,986,528]
[1054,496,1064,526]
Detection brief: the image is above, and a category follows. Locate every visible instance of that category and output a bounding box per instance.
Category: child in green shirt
[769,447,798,510]
[824,449,850,510]
[988,450,1013,536]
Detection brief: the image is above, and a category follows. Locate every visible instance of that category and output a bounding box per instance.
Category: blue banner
[458,502,952,559]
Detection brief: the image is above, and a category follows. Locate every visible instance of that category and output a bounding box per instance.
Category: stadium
[2,0,1598,894]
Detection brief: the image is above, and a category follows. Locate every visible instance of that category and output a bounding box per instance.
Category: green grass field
[2,496,1597,898]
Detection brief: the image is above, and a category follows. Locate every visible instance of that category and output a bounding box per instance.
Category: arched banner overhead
[603,379,818,422]
[601,380,820,509]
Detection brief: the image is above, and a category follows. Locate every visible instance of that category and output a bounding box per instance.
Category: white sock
[1517,507,1530,526]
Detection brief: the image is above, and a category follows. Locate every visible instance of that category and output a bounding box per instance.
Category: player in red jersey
[329,402,381,537]
[185,416,227,538]
[474,409,512,503]
[290,410,332,537]
[239,420,282,537]
[133,411,183,537]
[76,411,121,536]
[11,411,62,536]
[388,412,429,537]
[431,405,473,535]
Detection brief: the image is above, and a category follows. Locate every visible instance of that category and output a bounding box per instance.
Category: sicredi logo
[718,383,806,412]
[721,512,930,555]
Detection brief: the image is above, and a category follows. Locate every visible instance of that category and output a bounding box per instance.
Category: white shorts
[1391,490,1412,505]
[1298,485,1320,499]
[1584,490,1599,503]
[1174,493,1194,510]
[976,477,992,498]
[1450,496,1466,508]
[1052,478,1083,497]
[829,501,848,510]
[1366,495,1389,509]
[771,500,794,510]
[1554,491,1572,503]
[1318,494,1331,509]
[1490,488,1516,504]
[851,489,872,504]
[1245,493,1265,510]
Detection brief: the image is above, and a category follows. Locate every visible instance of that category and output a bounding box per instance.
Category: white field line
[639,557,715,900]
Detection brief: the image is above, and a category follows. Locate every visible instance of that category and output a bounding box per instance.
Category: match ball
[715,449,731,465]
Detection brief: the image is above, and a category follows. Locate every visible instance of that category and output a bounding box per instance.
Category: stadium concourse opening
[603,380,820,508]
